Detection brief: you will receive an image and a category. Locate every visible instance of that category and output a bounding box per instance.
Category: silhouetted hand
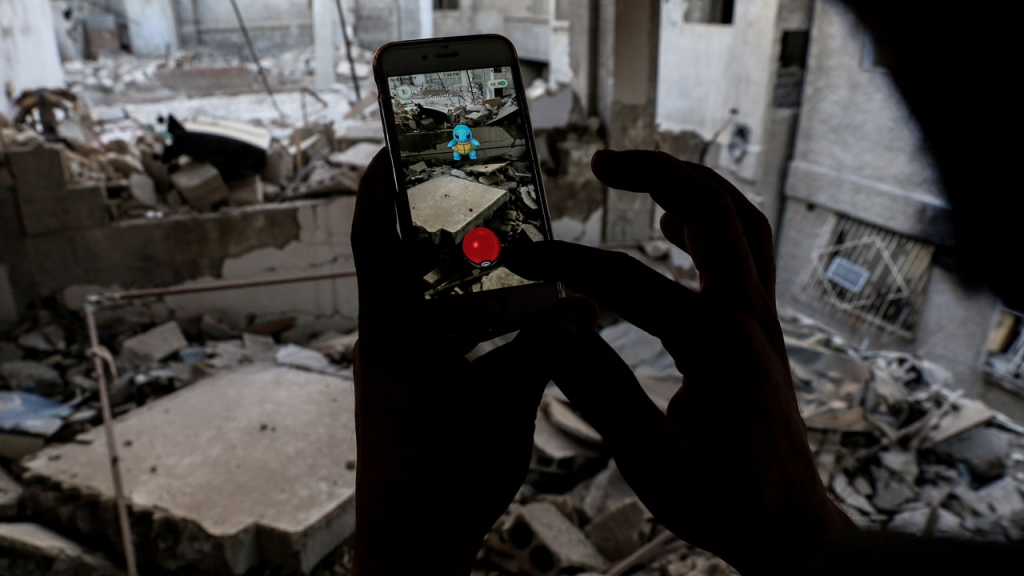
[504,150,855,575]
[351,149,593,575]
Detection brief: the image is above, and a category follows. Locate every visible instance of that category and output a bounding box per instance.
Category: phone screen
[387,66,550,300]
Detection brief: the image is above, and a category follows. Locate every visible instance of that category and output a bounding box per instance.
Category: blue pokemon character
[448,124,481,160]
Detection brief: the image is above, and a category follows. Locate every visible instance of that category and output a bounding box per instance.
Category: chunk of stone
[327,142,379,170]
[543,397,602,445]
[20,365,357,574]
[879,450,919,484]
[17,325,65,352]
[128,172,158,206]
[409,161,428,173]
[932,427,1008,482]
[971,477,1024,517]
[569,460,640,522]
[227,175,264,206]
[0,361,63,396]
[242,333,277,363]
[583,498,649,562]
[532,408,599,475]
[407,176,509,244]
[480,268,533,291]
[507,502,607,575]
[887,508,930,535]
[0,523,121,575]
[870,467,916,513]
[0,467,22,519]
[275,344,331,372]
[170,162,229,211]
[308,331,358,362]
[120,321,188,365]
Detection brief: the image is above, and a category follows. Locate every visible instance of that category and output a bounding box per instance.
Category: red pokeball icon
[463,227,501,267]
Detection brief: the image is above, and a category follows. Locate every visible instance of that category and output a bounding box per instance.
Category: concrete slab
[20,364,357,575]
[408,175,509,244]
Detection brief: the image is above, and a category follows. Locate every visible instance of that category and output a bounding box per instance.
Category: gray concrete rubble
[19,364,357,575]
[119,320,188,366]
[501,502,608,576]
[0,522,122,576]
[0,467,22,519]
[170,161,230,211]
[407,176,510,244]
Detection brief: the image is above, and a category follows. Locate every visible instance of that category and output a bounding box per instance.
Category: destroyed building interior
[0,1,1021,575]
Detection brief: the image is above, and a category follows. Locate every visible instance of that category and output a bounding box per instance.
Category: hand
[503,150,855,575]
[351,149,593,575]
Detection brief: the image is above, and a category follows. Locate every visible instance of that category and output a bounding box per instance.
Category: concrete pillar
[419,0,434,38]
[598,0,660,244]
[123,0,179,58]
[314,0,337,90]
[0,0,65,116]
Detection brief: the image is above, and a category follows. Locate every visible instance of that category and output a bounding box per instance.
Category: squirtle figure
[448,124,481,161]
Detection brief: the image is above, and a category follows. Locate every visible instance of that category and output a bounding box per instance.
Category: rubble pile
[467,317,1024,575]
[1,93,375,223]
[0,305,356,460]
[62,45,375,95]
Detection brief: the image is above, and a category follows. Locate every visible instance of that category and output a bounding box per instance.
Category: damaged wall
[173,0,314,55]
[123,0,179,58]
[0,0,65,116]
[774,0,1018,419]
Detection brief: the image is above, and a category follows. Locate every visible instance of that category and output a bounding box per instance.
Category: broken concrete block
[20,365,357,575]
[17,324,65,352]
[532,408,599,475]
[932,508,965,538]
[887,508,930,535]
[275,344,331,372]
[971,477,1024,517]
[543,397,602,445]
[932,426,1008,481]
[0,467,22,519]
[409,161,428,173]
[308,331,358,362]
[480,268,533,291]
[327,142,380,171]
[521,223,546,243]
[120,321,188,365]
[879,450,919,484]
[407,176,509,244]
[227,175,264,206]
[104,151,144,176]
[170,162,229,211]
[583,498,650,562]
[569,460,639,522]
[0,522,122,575]
[242,333,277,363]
[128,172,158,207]
[0,361,63,396]
[832,473,878,516]
[508,502,607,575]
[870,467,916,513]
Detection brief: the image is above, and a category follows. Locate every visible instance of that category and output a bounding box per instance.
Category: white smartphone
[373,35,561,337]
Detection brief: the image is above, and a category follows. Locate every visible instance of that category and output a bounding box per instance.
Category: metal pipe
[334,0,362,100]
[84,300,138,576]
[228,0,286,121]
[103,270,357,302]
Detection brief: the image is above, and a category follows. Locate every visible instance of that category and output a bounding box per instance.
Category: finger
[684,162,777,300]
[503,241,699,340]
[352,148,406,321]
[659,211,689,256]
[591,150,759,303]
[537,329,716,535]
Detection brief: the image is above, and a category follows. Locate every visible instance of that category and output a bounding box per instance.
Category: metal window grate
[800,215,934,339]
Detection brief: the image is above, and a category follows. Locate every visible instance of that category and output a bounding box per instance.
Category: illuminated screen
[388,67,548,300]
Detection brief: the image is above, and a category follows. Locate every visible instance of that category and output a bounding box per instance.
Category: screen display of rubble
[389,67,549,300]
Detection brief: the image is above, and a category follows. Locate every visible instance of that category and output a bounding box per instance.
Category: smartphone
[373,35,561,338]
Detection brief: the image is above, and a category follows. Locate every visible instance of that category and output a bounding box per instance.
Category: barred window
[800,215,934,339]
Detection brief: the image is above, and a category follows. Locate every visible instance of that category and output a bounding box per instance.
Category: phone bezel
[373,35,562,338]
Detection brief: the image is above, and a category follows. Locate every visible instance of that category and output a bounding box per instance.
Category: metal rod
[228,0,286,120]
[85,301,139,576]
[334,0,362,100]
[105,269,357,301]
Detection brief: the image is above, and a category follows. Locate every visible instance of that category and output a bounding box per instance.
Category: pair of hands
[351,148,853,575]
